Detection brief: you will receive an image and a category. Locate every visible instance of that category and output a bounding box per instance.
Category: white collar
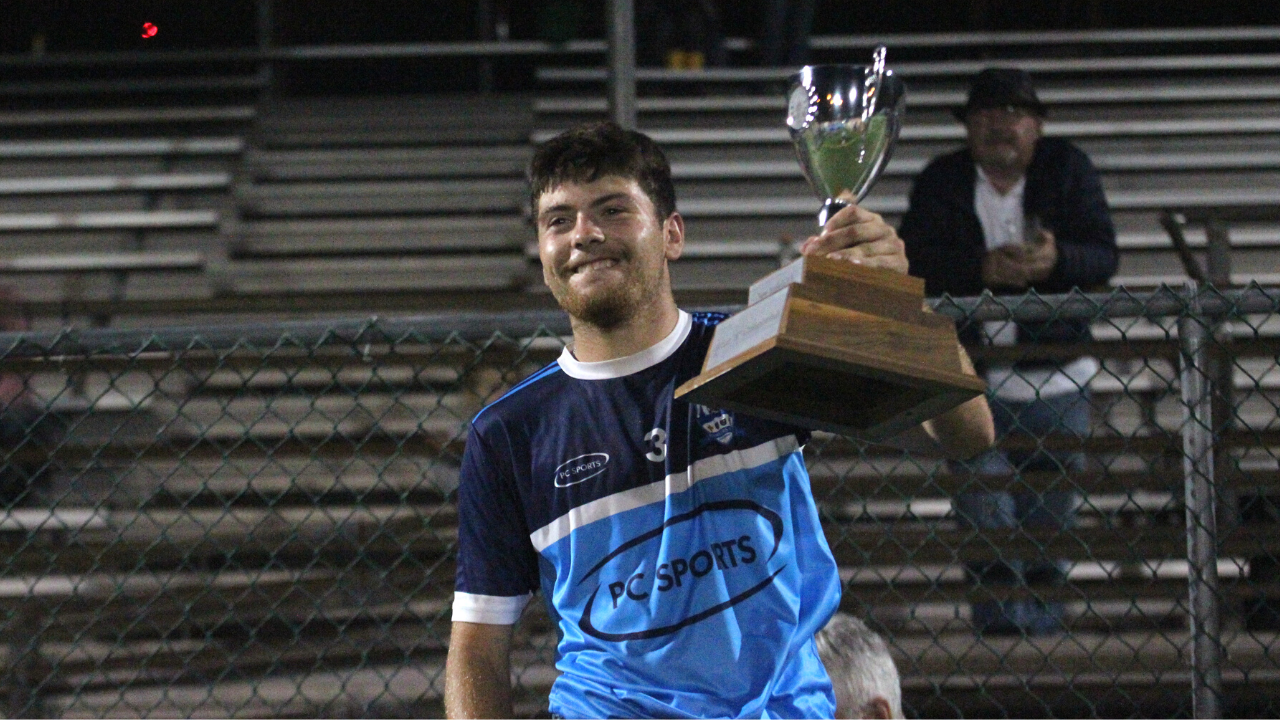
[557,310,691,380]
[975,165,1026,198]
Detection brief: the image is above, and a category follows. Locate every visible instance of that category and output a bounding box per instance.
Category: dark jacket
[899,137,1118,349]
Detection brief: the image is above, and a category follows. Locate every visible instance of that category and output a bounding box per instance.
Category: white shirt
[974,167,1097,401]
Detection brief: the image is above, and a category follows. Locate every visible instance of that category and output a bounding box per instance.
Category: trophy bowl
[787,48,906,226]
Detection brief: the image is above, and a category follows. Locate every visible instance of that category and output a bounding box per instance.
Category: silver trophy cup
[786,46,906,227]
[674,47,984,440]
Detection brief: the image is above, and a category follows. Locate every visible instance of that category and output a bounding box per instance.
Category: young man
[445,122,993,718]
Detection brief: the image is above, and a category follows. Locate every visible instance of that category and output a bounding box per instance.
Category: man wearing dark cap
[899,68,1118,635]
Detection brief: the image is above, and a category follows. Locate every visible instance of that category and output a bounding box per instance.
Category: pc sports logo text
[553,453,610,488]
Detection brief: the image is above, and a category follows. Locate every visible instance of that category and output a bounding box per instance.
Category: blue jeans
[952,390,1090,635]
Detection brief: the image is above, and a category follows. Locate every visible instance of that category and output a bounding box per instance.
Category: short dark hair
[529,121,677,221]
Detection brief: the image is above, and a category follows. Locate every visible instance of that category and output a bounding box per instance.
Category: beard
[973,129,1033,174]
[548,257,665,331]
[975,139,1019,167]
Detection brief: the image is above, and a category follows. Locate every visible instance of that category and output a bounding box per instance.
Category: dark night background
[1,1,1276,94]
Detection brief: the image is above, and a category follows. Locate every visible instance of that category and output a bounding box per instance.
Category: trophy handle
[863,45,888,123]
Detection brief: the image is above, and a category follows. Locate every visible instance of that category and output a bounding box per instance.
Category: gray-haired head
[815,614,903,719]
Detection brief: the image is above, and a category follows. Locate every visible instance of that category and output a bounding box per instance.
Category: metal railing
[0,285,1277,717]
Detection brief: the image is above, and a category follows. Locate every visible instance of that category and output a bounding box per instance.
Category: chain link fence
[0,287,1277,718]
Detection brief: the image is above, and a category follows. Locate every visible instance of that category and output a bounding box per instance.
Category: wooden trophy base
[674,255,987,442]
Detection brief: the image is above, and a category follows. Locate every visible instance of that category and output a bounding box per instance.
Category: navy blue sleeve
[899,157,987,298]
[1030,140,1119,293]
[454,421,540,599]
[1045,148,1118,291]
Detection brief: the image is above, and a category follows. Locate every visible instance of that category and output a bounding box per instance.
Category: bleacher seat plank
[229,254,529,293]
[0,106,256,127]
[237,216,530,256]
[838,572,1266,606]
[2,569,346,638]
[256,95,533,147]
[823,522,1274,566]
[536,53,1280,84]
[535,81,1280,116]
[896,629,1278,678]
[0,509,107,532]
[807,26,1280,50]
[15,568,456,648]
[46,658,452,718]
[37,619,449,703]
[0,251,204,273]
[0,75,266,97]
[669,150,1280,182]
[196,364,462,392]
[127,460,459,507]
[0,210,218,231]
[35,505,459,573]
[809,467,1280,497]
[905,671,1280,718]
[246,146,531,181]
[673,186,1280,218]
[0,173,230,195]
[39,432,463,468]
[159,389,484,437]
[239,178,527,216]
[0,138,244,158]
[541,117,1280,147]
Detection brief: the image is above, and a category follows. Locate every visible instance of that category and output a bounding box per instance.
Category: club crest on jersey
[694,404,738,446]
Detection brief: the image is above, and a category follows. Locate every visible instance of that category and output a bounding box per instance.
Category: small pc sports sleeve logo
[553,453,610,488]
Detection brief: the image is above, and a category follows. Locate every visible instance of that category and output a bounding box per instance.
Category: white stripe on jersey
[529,435,801,553]
[451,590,532,625]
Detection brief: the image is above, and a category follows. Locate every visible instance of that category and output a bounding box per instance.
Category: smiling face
[536,175,684,330]
[965,105,1042,178]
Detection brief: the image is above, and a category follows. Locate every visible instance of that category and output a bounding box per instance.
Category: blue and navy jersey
[452,310,842,719]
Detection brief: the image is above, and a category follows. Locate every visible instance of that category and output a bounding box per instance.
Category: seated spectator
[815,613,903,719]
[0,288,51,507]
[899,68,1118,636]
[756,0,815,67]
[637,0,725,69]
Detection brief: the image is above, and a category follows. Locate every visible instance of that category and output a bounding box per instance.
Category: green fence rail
[0,285,1277,718]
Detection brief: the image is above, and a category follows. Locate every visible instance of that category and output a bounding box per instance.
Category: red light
[141,22,158,39]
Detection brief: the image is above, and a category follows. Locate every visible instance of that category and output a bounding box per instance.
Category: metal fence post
[1179,285,1224,719]
[607,0,638,129]
[257,0,274,100]
[476,0,495,93]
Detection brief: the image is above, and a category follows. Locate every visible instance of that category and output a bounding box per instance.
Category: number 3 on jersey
[644,428,667,462]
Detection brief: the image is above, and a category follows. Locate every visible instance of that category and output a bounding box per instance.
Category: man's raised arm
[445,621,515,719]
[920,341,995,459]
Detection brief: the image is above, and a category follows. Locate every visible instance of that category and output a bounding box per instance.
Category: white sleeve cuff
[451,591,532,625]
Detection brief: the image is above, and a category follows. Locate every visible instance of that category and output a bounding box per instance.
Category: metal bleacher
[224,93,536,312]
[3,26,1280,718]
[534,26,1280,296]
[0,56,259,328]
[8,28,1279,321]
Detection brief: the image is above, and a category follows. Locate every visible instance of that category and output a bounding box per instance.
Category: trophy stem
[817,199,850,228]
